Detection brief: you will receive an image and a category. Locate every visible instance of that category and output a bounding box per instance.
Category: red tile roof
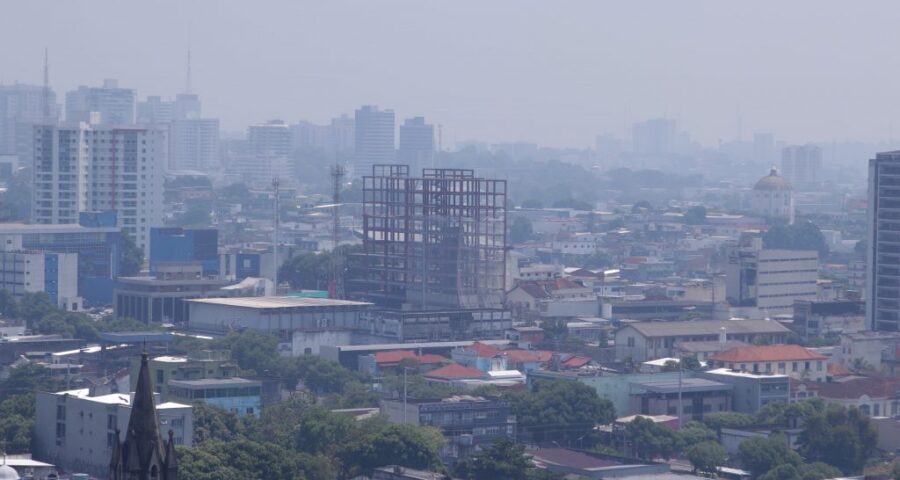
[793,377,900,400]
[561,355,592,368]
[374,350,447,366]
[709,344,827,363]
[827,362,852,377]
[468,341,502,358]
[374,350,417,364]
[503,349,543,364]
[423,363,486,381]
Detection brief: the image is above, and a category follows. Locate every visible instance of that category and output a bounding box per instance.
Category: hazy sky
[3,1,900,148]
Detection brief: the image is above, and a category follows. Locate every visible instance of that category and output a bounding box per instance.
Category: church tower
[109,353,178,480]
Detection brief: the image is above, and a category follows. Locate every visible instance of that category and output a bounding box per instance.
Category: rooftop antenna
[329,153,345,299]
[272,177,280,296]
[185,48,192,94]
[42,47,51,122]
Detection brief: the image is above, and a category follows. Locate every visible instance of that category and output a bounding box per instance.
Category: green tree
[798,404,876,474]
[456,438,533,480]
[339,423,444,477]
[678,421,717,445]
[797,462,842,480]
[684,206,707,225]
[509,216,534,244]
[210,331,282,376]
[624,416,682,460]
[0,289,18,318]
[685,441,727,474]
[509,380,615,443]
[178,440,304,480]
[702,411,755,431]
[738,435,802,478]
[762,221,829,257]
[119,233,144,276]
[192,403,244,444]
[294,408,357,456]
[17,292,55,325]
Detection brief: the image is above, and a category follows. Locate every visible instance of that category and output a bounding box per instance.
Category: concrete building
[614,320,791,362]
[750,168,794,223]
[247,120,291,156]
[114,263,232,324]
[781,144,822,189]
[129,350,238,400]
[136,96,174,124]
[169,118,219,171]
[381,395,514,464]
[836,330,900,373]
[32,123,167,254]
[792,377,900,417]
[632,118,675,156]
[149,227,219,277]
[867,150,900,331]
[34,388,191,477]
[792,300,865,338]
[65,79,135,125]
[186,296,374,356]
[700,368,789,414]
[0,216,120,304]
[229,153,291,186]
[725,237,818,317]
[398,117,434,168]
[167,377,261,417]
[0,83,58,158]
[708,344,828,381]
[629,378,733,425]
[353,105,395,176]
[0,250,81,310]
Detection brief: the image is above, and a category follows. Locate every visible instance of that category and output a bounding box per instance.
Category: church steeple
[110,353,178,480]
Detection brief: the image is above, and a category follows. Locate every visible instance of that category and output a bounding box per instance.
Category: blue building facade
[149,227,219,277]
[0,212,121,305]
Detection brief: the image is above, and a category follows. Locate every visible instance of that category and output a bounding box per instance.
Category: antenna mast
[185,48,192,94]
[330,158,346,298]
[272,177,279,296]
[42,47,51,122]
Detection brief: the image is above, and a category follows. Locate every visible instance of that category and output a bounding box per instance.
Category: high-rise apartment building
[289,115,356,155]
[781,144,822,188]
[632,118,675,155]
[169,118,220,171]
[398,117,434,168]
[136,96,175,124]
[32,124,166,254]
[867,151,900,331]
[247,120,291,156]
[0,84,59,157]
[354,105,395,176]
[65,79,135,125]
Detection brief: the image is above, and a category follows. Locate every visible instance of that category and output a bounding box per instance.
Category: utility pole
[272,177,279,296]
[402,366,408,423]
[330,158,345,299]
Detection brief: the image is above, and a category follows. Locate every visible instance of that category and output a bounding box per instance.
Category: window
[627,337,635,348]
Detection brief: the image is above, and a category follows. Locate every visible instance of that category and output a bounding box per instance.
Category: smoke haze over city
[4,0,900,148]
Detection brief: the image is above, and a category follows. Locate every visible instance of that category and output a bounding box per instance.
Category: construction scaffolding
[349,164,507,311]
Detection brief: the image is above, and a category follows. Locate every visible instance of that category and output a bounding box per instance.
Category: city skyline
[5,1,900,149]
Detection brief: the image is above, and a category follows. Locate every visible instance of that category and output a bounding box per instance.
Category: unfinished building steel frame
[351,164,507,310]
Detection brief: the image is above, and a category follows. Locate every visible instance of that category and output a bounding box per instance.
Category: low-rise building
[186,296,374,356]
[34,388,192,477]
[614,320,791,362]
[793,300,865,338]
[131,350,239,400]
[526,447,671,479]
[700,368,789,414]
[629,378,733,425]
[0,250,81,311]
[791,377,900,417]
[167,377,261,417]
[708,344,828,381]
[837,330,900,374]
[114,263,232,324]
[381,395,515,464]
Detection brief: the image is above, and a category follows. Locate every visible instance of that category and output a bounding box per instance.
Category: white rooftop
[704,367,788,379]
[187,296,372,309]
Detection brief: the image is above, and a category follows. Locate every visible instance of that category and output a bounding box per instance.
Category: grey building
[247,120,291,156]
[34,388,192,477]
[398,117,434,168]
[699,368,789,415]
[629,378,733,425]
[0,83,58,158]
[169,118,220,171]
[781,144,822,189]
[868,151,900,331]
[381,395,514,464]
[353,105,395,176]
[65,79,135,125]
[114,264,232,324]
[186,296,374,356]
